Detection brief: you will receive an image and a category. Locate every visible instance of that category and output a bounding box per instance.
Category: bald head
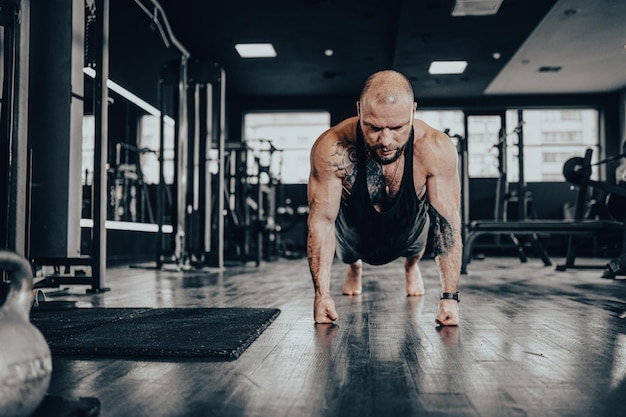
[356,71,416,164]
[359,70,414,109]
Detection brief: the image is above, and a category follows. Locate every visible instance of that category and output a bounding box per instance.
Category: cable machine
[26,0,110,292]
[1,0,30,256]
[208,139,281,266]
[491,113,550,264]
[155,57,228,270]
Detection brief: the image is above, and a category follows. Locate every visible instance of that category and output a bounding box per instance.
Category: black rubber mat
[30,307,281,359]
[32,395,101,417]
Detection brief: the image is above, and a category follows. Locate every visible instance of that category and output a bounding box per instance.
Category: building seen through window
[416,108,600,182]
[243,112,331,184]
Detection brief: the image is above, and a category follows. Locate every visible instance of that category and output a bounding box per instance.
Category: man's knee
[405,250,425,267]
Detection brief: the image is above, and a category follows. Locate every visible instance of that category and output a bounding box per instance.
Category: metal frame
[2,0,30,256]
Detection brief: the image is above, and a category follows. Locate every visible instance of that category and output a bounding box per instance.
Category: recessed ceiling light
[538,66,562,73]
[451,0,503,16]
[563,8,579,16]
[234,43,277,58]
[428,61,468,75]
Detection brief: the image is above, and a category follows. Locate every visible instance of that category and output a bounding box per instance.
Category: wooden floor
[35,254,626,417]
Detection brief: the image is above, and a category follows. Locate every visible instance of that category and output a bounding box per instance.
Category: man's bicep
[426,155,462,256]
[428,138,461,210]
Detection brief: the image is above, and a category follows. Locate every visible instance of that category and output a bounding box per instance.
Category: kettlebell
[0,250,52,417]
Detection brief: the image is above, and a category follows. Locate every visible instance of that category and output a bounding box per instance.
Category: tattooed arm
[307,119,358,323]
[423,130,463,326]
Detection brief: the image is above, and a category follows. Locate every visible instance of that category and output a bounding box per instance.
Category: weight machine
[209,139,281,266]
[1,0,30,257]
[109,142,155,223]
[25,0,110,292]
[155,57,227,270]
[561,142,626,277]
[487,112,551,264]
[463,142,626,275]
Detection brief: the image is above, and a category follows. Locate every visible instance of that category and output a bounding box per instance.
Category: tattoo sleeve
[429,205,456,257]
[328,139,357,177]
[328,138,357,198]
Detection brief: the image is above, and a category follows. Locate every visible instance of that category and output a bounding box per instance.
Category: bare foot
[342,260,362,295]
[405,259,425,296]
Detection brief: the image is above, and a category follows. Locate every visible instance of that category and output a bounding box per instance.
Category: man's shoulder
[412,119,453,149]
[316,117,358,148]
[413,119,445,138]
[331,116,359,139]
[412,119,458,170]
[310,118,358,176]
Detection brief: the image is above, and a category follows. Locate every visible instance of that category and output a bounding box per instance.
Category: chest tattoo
[365,159,386,206]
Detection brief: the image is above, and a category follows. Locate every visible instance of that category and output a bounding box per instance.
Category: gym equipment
[606,187,626,222]
[565,146,626,212]
[155,57,226,271]
[31,306,280,359]
[1,0,29,256]
[29,0,110,293]
[463,114,551,269]
[208,140,281,266]
[0,250,52,417]
[462,146,626,274]
[461,219,622,274]
[561,144,626,277]
[603,252,626,278]
[109,142,155,223]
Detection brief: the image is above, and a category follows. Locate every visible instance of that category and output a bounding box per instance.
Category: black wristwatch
[440,292,460,302]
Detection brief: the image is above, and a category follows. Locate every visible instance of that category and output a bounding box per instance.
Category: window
[505,109,599,182]
[82,115,95,185]
[415,110,464,146]
[466,114,502,178]
[82,115,174,185]
[137,115,175,185]
[243,112,331,184]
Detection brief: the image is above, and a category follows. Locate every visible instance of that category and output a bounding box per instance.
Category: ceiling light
[428,61,468,75]
[451,0,503,16]
[324,49,334,57]
[234,43,277,58]
[563,8,579,17]
[538,66,562,73]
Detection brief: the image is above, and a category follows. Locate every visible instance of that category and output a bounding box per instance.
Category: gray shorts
[335,216,430,265]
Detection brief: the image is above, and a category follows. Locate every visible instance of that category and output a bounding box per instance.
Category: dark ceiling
[108,0,626,107]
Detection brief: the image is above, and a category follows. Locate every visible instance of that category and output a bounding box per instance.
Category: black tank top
[334,123,429,265]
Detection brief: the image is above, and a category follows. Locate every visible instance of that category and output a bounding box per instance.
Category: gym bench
[461,219,626,274]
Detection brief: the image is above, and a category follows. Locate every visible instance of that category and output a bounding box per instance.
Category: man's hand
[435,299,459,326]
[314,294,339,323]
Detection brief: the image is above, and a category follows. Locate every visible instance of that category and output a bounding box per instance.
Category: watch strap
[440,292,460,302]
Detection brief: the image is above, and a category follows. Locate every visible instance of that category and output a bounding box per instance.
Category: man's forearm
[429,206,462,292]
[435,246,461,292]
[307,222,336,296]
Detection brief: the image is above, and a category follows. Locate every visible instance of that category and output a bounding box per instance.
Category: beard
[366,143,407,165]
